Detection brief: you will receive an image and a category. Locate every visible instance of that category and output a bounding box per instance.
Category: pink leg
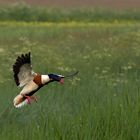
[25,96,31,104]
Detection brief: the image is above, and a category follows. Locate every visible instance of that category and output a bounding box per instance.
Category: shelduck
[13,52,78,108]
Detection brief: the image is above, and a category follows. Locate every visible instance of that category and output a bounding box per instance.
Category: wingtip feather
[13,52,32,86]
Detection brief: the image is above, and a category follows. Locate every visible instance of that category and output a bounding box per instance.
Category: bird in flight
[13,52,78,108]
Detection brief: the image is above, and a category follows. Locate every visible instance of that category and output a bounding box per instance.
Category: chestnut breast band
[33,74,43,86]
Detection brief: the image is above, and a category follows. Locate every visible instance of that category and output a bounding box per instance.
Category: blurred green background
[0,1,140,140]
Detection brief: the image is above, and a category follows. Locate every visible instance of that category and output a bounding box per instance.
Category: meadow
[0,7,140,140]
[0,5,140,22]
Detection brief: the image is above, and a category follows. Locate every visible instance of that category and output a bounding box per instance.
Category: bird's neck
[41,75,51,85]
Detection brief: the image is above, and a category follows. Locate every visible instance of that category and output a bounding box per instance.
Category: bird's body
[13,74,56,108]
[20,74,49,96]
[13,52,65,108]
[13,52,78,108]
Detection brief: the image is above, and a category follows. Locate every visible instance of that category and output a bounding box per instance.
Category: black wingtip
[64,70,79,78]
[13,52,32,86]
[75,70,79,75]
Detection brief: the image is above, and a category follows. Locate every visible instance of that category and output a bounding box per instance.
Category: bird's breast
[33,74,42,86]
[33,74,50,86]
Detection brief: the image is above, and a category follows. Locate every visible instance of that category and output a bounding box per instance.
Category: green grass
[0,4,140,22]
[0,21,140,140]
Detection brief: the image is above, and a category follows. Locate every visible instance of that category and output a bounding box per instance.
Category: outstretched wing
[13,52,35,87]
[63,71,79,78]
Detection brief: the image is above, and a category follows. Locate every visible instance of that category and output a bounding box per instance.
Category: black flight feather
[13,52,31,86]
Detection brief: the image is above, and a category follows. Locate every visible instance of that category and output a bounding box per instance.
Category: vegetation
[0,6,140,140]
[0,4,140,22]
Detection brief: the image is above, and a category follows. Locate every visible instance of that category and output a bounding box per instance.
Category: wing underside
[13,52,34,87]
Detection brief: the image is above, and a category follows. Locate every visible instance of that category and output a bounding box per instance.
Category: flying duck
[13,52,78,108]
